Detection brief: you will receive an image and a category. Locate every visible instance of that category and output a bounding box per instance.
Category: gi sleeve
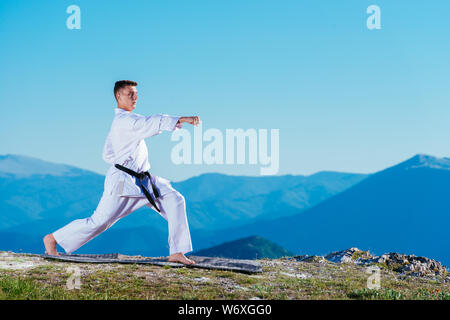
[102,133,115,164]
[132,113,181,139]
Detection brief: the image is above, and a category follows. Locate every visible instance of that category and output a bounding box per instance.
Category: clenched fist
[178,116,201,127]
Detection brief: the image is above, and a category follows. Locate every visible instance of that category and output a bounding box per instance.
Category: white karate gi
[52,108,193,255]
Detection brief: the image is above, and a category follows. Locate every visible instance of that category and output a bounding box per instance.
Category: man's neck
[118,105,132,112]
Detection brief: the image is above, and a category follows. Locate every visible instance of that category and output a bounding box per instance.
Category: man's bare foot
[168,252,196,265]
[43,234,60,256]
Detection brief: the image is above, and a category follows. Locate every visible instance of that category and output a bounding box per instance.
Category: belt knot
[136,172,147,180]
[114,163,161,212]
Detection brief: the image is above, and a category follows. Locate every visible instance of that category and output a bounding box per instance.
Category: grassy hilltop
[0,251,449,300]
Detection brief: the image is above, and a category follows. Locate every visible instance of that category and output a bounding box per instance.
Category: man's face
[117,85,138,111]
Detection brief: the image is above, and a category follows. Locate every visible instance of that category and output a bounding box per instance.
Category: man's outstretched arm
[131,114,201,139]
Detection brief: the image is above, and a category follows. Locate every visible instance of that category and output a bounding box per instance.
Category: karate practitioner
[43,80,200,265]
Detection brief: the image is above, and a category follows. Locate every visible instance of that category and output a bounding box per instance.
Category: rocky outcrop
[367,252,447,277]
[294,248,448,278]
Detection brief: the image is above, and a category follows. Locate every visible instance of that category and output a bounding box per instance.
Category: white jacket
[102,107,182,197]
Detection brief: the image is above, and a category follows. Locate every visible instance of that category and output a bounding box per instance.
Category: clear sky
[1,0,449,181]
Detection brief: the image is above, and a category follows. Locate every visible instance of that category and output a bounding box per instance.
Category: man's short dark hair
[114,80,138,101]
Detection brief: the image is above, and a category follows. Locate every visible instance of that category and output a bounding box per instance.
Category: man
[43,80,200,265]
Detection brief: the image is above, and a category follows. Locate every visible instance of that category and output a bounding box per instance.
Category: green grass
[348,287,450,300]
[0,253,448,300]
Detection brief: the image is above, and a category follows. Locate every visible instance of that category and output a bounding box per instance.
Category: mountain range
[0,154,367,231]
[192,154,450,265]
[1,153,449,266]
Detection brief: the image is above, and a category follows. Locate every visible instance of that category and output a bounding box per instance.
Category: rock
[0,252,43,270]
[293,255,326,263]
[280,271,309,279]
[324,248,373,264]
[294,248,448,278]
[371,252,447,277]
[193,277,210,283]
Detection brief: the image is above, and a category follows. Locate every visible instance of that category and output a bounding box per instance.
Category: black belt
[114,164,161,212]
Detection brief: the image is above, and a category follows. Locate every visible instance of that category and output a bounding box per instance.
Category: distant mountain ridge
[7,153,449,265]
[0,154,97,177]
[393,153,450,171]
[4,152,450,266]
[0,153,367,255]
[0,155,366,232]
[190,153,450,266]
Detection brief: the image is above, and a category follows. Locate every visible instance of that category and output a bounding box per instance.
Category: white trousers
[52,190,193,255]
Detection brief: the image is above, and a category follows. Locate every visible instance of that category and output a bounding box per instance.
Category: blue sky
[1,0,449,181]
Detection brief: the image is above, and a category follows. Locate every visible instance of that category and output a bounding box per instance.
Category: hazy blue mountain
[174,171,368,229]
[0,154,104,230]
[191,154,450,266]
[3,153,449,264]
[172,171,360,202]
[0,154,92,178]
[0,154,366,250]
[192,235,294,259]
